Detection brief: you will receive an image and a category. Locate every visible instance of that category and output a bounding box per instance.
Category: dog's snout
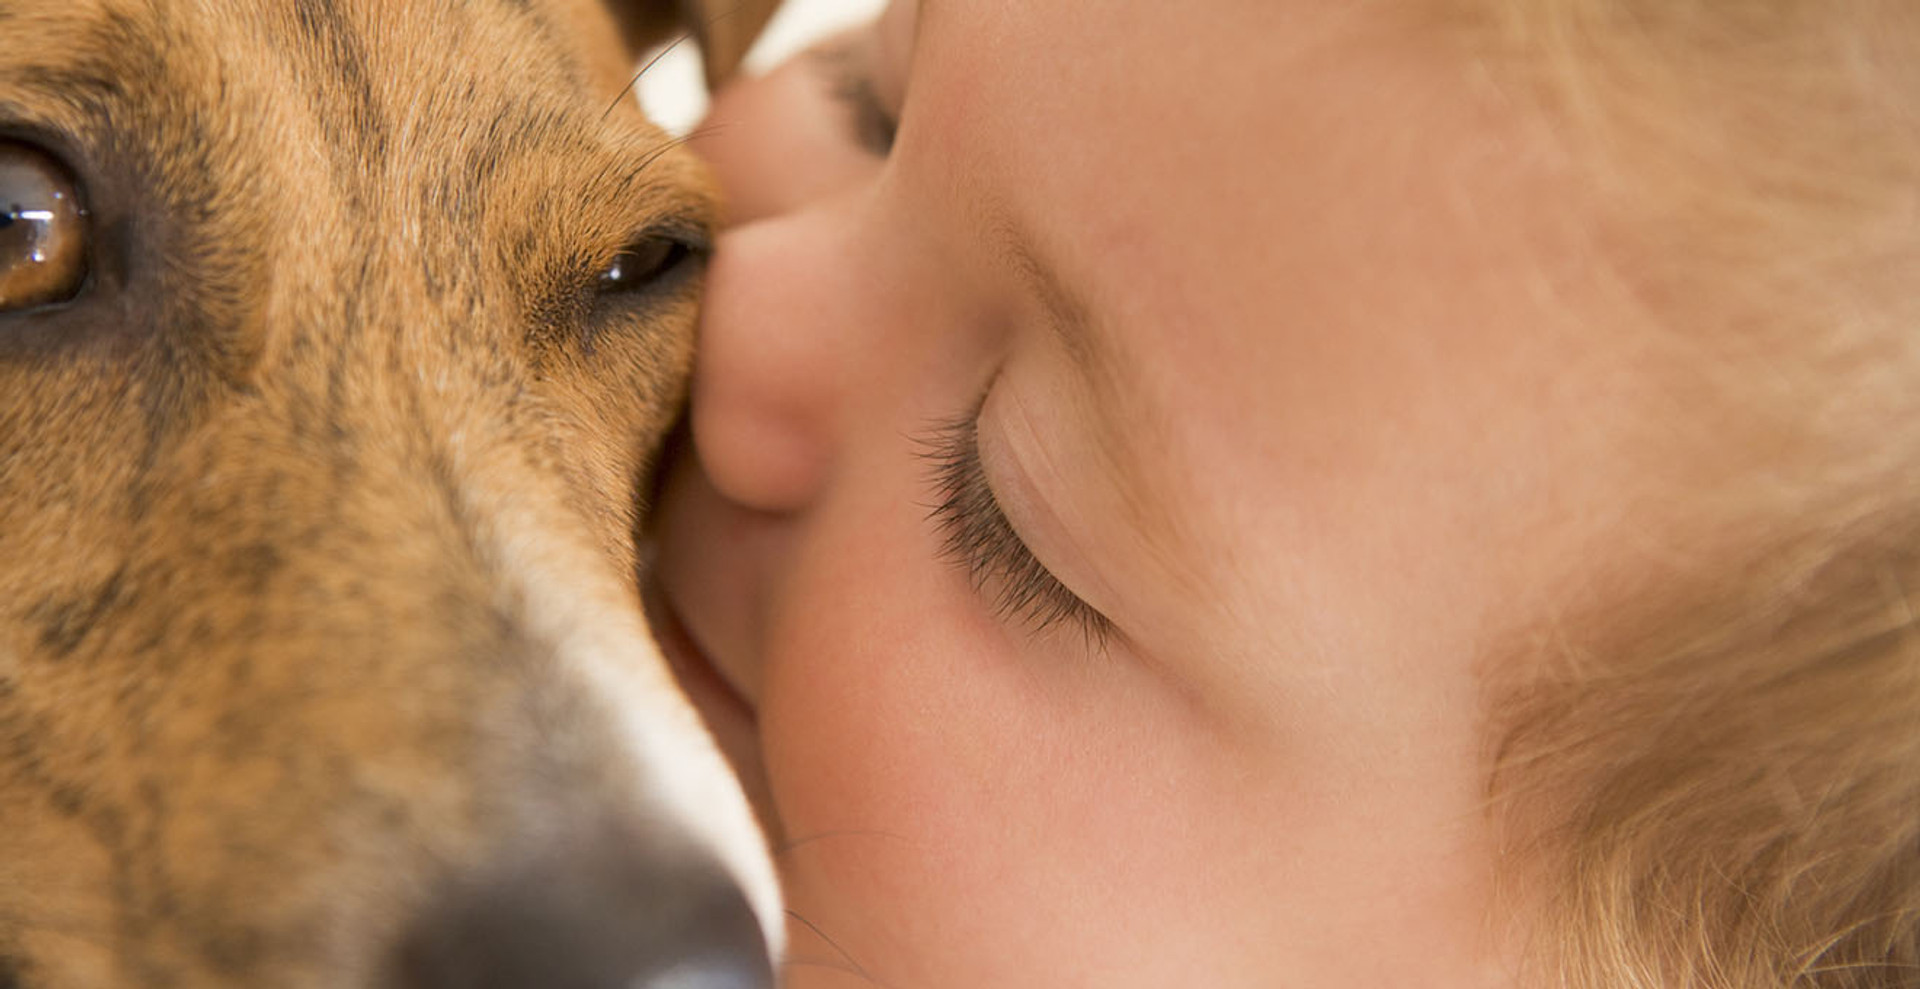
[393,830,774,989]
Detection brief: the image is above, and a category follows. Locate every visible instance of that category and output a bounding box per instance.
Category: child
[648,1,1920,985]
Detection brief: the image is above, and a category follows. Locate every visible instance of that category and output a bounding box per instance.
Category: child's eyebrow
[982,204,1191,584]
[989,209,1109,384]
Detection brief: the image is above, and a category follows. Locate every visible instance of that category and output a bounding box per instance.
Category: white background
[637,0,890,135]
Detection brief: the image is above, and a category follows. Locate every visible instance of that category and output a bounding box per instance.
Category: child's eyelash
[810,41,897,157]
[919,414,1114,647]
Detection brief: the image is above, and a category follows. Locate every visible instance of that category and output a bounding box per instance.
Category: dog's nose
[393,832,774,989]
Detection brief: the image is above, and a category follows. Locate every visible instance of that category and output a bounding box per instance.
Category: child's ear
[606,0,782,89]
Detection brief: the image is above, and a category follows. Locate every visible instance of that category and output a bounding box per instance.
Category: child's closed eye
[809,37,898,157]
[920,411,1115,649]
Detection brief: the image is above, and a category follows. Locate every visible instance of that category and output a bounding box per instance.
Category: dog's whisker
[603,31,696,121]
[681,122,734,142]
[631,133,699,176]
[783,909,893,987]
[602,1,763,122]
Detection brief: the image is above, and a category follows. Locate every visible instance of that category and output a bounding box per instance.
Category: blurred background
[637,0,889,135]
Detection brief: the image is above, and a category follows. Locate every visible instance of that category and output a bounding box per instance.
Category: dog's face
[0,1,781,985]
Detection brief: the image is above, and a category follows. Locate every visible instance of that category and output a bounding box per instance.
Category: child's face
[653,1,1670,984]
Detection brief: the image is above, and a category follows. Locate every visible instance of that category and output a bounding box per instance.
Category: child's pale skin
[652,1,1685,984]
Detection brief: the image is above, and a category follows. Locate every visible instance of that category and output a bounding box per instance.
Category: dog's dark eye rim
[594,229,708,297]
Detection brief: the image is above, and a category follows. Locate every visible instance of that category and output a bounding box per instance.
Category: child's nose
[684,59,898,516]
[689,212,856,515]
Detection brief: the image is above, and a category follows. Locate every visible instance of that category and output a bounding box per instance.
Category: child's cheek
[758,575,1258,983]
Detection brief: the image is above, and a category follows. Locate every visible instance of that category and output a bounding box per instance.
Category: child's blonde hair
[1457,3,1920,986]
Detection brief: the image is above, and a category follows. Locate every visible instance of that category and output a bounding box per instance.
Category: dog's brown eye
[0,140,89,313]
[596,236,696,295]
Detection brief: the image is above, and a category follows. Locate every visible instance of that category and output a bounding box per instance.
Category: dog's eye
[0,140,89,313]
[595,235,699,296]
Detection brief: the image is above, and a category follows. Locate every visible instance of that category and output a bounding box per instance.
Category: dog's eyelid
[639,217,711,254]
[593,220,710,299]
[621,209,712,253]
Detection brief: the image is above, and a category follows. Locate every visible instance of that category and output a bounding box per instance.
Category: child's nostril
[391,831,772,989]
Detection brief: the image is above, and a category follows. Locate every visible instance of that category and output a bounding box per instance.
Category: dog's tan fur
[0,0,779,984]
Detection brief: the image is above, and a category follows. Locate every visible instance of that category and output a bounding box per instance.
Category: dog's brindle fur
[0,0,782,985]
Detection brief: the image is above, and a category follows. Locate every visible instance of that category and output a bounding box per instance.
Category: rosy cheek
[755,558,1254,981]
[757,582,1014,881]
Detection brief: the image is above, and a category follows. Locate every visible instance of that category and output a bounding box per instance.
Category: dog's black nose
[392,832,773,989]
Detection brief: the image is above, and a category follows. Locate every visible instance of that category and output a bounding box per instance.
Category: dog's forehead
[0,0,699,246]
[0,0,633,122]
[5,0,634,81]
[0,0,714,365]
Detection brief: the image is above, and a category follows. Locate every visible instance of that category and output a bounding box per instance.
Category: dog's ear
[607,0,782,89]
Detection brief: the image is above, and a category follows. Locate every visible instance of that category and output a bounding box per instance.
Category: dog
[0,0,785,985]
